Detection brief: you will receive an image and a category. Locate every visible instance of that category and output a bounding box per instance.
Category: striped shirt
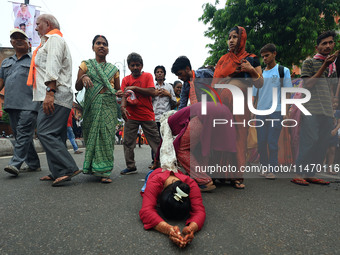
[33,34,73,109]
[301,58,337,117]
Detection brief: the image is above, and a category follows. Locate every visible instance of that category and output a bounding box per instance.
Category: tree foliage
[199,0,340,68]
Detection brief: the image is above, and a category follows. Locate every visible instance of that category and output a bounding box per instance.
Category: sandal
[231,180,245,189]
[199,181,216,192]
[101,177,112,184]
[71,169,82,177]
[40,174,73,182]
[52,175,72,187]
[305,178,330,185]
[291,178,309,186]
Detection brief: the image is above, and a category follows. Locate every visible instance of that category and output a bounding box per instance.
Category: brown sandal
[101,177,112,184]
[231,180,245,189]
[199,181,216,192]
[52,175,72,186]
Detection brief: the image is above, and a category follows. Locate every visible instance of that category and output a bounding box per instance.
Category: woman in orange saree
[213,26,263,188]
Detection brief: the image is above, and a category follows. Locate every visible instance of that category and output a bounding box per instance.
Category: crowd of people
[0,13,339,248]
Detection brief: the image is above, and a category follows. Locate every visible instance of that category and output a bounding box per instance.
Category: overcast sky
[1,0,224,84]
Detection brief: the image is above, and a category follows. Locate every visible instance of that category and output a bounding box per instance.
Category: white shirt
[152,82,176,121]
[33,33,73,109]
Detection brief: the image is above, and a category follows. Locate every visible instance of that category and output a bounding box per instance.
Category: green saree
[82,59,118,177]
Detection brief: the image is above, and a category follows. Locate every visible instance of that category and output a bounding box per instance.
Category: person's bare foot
[40,175,54,181]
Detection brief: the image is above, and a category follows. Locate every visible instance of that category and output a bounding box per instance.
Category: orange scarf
[214,26,256,78]
[27,29,63,88]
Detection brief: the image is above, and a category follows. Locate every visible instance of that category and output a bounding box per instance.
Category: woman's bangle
[76,74,88,85]
[78,74,88,84]
[187,226,193,232]
[188,222,199,232]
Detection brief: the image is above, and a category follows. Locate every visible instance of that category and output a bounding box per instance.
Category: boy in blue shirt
[253,43,292,179]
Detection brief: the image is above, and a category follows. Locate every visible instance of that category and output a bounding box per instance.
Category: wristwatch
[46,87,56,93]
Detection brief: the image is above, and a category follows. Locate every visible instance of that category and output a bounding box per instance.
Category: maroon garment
[177,118,212,186]
[168,102,237,157]
[139,168,206,231]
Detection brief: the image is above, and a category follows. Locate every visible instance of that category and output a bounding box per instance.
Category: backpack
[277,65,285,87]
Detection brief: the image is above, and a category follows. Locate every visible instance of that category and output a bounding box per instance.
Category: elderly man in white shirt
[28,14,81,186]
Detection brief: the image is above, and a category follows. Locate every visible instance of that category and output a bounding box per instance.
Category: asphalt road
[0,145,340,255]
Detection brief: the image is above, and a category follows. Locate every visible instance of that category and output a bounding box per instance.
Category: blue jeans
[67,126,78,152]
[296,114,332,177]
[256,112,283,171]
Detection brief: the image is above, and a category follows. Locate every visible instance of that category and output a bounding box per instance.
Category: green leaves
[200,0,340,68]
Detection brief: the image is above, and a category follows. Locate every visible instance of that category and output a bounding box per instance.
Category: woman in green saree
[75,35,121,183]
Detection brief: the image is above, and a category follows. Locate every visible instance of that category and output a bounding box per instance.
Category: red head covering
[213,26,256,78]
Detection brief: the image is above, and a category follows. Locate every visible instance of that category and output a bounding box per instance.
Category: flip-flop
[305,178,330,185]
[40,174,72,182]
[291,178,309,186]
[71,169,82,177]
[231,180,245,189]
[50,170,81,186]
[101,177,112,184]
[199,182,216,192]
[52,175,72,187]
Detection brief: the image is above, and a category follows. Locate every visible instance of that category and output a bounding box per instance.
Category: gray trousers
[37,104,79,178]
[123,119,160,169]
[296,114,333,177]
[7,109,40,169]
